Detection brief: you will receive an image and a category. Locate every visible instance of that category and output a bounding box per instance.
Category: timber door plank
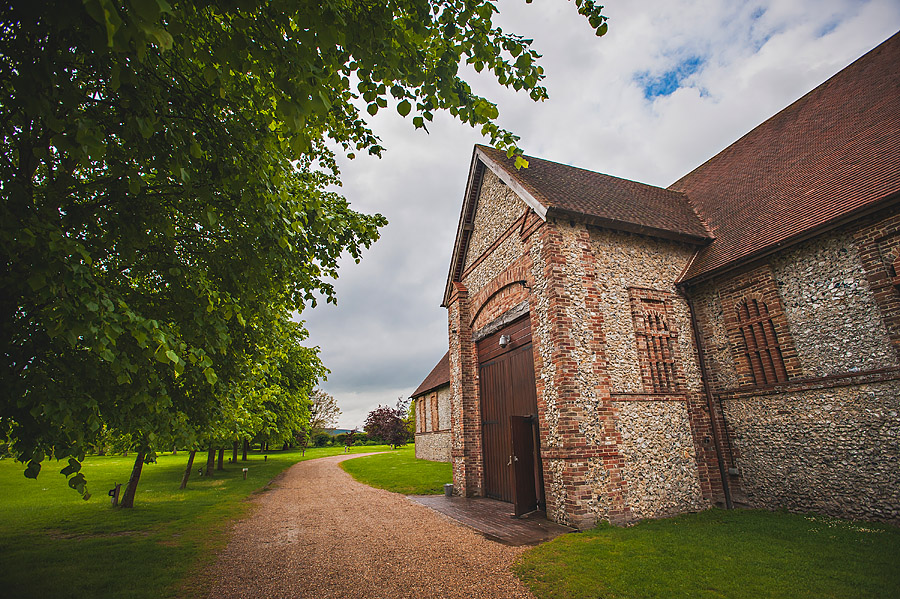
[510,415,538,516]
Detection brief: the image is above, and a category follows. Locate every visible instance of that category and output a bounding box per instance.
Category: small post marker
[242,468,248,480]
[108,483,122,507]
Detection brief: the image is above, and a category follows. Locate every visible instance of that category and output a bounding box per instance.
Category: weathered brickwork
[774,230,896,377]
[447,283,482,496]
[720,379,900,522]
[415,385,452,461]
[463,170,525,271]
[448,159,899,528]
[689,215,900,523]
[448,167,725,528]
[527,221,631,528]
[716,265,803,388]
[616,400,706,519]
[853,207,900,359]
[470,255,533,332]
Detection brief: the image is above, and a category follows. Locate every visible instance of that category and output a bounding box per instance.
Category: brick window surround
[629,288,682,393]
[430,392,439,432]
[893,254,900,288]
[416,398,425,433]
[735,297,789,386]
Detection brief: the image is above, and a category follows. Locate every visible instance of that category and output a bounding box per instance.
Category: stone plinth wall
[615,399,707,519]
[719,377,900,523]
[415,431,452,462]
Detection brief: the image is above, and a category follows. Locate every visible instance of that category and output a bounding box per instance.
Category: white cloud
[302,1,900,427]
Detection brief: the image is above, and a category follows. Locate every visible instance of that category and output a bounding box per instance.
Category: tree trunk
[282,442,288,451]
[242,439,249,461]
[179,450,196,490]
[172,445,178,455]
[119,448,146,508]
[216,448,224,470]
[232,441,239,463]
[206,447,215,476]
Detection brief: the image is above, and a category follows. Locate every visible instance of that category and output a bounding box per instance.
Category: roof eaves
[443,150,484,307]
[410,380,450,399]
[546,207,714,245]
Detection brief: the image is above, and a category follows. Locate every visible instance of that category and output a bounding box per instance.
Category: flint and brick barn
[436,33,900,528]
[411,352,452,462]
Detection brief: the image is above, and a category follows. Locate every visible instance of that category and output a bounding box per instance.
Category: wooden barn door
[477,316,542,513]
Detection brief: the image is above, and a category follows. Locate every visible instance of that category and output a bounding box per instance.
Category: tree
[308,389,341,435]
[405,399,417,440]
[364,399,411,449]
[1,1,608,500]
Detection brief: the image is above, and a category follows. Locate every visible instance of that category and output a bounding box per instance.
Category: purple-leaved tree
[364,399,411,449]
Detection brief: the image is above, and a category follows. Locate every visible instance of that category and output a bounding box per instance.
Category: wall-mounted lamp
[499,334,511,348]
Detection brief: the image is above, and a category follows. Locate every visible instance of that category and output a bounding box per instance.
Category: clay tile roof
[477,145,711,242]
[673,32,900,282]
[411,352,450,398]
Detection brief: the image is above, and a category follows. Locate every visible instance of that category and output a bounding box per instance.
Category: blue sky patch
[636,55,705,100]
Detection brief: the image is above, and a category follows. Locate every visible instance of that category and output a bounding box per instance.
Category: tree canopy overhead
[0,0,607,498]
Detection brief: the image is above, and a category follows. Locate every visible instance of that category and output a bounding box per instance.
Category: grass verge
[0,445,392,599]
[514,508,900,599]
[340,445,452,494]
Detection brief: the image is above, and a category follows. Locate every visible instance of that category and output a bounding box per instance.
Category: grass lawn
[0,444,392,599]
[340,444,452,494]
[515,508,900,599]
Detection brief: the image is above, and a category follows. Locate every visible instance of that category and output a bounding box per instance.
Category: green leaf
[27,273,46,291]
[397,100,411,117]
[60,458,82,477]
[367,103,378,116]
[204,367,218,385]
[130,0,161,22]
[24,460,41,479]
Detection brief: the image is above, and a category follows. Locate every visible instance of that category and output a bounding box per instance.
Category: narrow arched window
[736,298,788,385]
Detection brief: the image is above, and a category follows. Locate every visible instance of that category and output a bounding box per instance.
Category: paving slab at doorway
[408,495,575,546]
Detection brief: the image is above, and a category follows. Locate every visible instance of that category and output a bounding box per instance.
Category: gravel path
[208,453,535,598]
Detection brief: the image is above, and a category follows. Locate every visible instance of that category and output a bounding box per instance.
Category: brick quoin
[448,282,483,497]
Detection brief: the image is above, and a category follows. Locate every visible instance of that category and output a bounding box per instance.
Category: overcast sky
[299,0,900,430]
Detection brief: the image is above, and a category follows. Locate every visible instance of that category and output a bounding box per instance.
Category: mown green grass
[340,445,452,494]
[0,445,392,599]
[515,508,900,599]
